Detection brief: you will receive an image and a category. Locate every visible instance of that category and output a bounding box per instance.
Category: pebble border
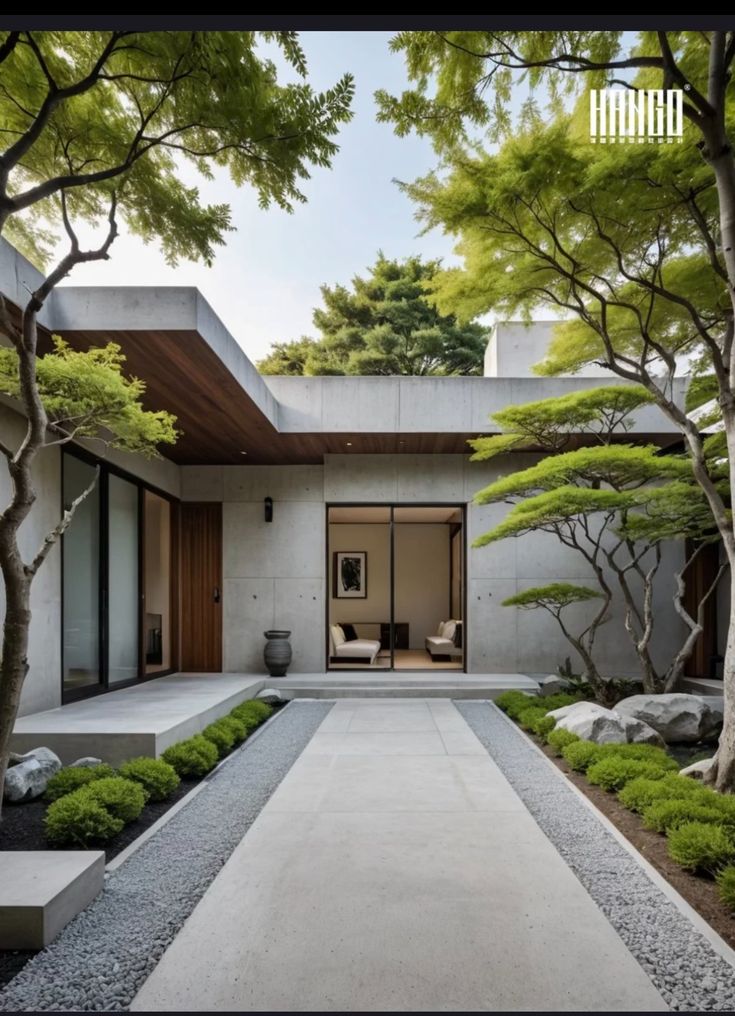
[0,701,332,1012]
[457,700,735,1012]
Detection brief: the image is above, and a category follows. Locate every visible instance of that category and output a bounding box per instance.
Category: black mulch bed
[0,704,285,990]
[0,777,198,990]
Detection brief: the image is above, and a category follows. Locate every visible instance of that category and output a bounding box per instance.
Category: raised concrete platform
[11,673,265,766]
[0,851,104,948]
[275,672,540,699]
[132,699,665,1012]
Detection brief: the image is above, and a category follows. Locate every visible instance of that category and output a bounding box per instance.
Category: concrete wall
[183,454,687,678]
[484,321,615,379]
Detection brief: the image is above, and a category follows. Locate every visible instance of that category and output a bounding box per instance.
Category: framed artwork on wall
[333,551,368,599]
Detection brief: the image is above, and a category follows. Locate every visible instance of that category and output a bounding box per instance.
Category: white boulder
[538,675,572,696]
[3,747,62,802]
[553,701,664,746]
[69,757,103,768]
[256,688,287,705]
[614,693,722,743]
[679,757,716,780]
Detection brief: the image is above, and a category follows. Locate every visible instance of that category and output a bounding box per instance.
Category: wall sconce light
[264,496,273,523]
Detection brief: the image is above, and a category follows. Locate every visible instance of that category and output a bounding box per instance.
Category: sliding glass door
[326,504,465,672]
[62,450,177,701]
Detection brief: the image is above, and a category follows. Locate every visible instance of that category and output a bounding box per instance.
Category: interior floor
[329,648,463,671]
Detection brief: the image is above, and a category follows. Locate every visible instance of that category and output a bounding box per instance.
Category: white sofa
[330,624,381,665]
[425,620,461,660]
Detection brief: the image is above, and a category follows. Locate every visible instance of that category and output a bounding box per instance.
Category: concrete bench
[0,851,105,948]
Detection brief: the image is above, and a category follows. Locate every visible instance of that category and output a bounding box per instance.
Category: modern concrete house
[0,238,719,757]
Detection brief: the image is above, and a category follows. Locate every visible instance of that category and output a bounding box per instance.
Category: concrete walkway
[131,699,667,1012]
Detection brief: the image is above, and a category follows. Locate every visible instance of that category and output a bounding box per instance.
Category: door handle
[213,586,221,604]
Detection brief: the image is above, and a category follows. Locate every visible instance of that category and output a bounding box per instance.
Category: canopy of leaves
[502,583,602,610]
[617,481,727,543]
[257,254,487,376]
[0,338,177,456]
[474,444,692,506]
[474,485,640,546]
[0,31,354,266]
[470,385,654,460]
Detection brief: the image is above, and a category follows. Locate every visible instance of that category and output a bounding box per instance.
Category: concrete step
[276,675,539,700]
[0,851,105,948]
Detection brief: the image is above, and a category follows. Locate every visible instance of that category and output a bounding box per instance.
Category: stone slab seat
[0,851,105,949]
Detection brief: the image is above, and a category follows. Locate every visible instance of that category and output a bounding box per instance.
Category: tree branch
[25,465,99,578]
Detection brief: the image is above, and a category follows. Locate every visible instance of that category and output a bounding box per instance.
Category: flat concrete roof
[0,238,685,464]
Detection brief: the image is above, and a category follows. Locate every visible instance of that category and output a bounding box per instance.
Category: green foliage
[503,584,601,611]
[546,728,580,755]
[118,757,180,802]
[562,740,606,772]
[0,31,354,267]
[82,776,147,822]
[642,799,726,834]
[44,764,116,802]
[531,714,556,737]
[257,254,487,377]
[202,720,238,757]
[517,706,548,732]
[162,734,219,778]
[495,690,535,715]
[617,775,705,814]
[586,757,672,792]
[667,822,735,874]
[470,386,654,459]
[45,792,125,847]
[498,693,539,721]
[0,338,177,457]
[220,715,248,744]
[716,866,735,909]
[231,700,273,726]
[540,693,584,711]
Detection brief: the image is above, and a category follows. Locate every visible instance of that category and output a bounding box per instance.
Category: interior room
[327,505,464,671]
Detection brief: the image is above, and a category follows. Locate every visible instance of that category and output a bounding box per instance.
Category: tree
[471,386,724,703]
[257,254,487,375]
[0,29,354,814]
[379,31,735,790]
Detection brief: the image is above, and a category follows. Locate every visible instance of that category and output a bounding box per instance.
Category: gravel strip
[0,701,331,1013]
[457,700,735,1013]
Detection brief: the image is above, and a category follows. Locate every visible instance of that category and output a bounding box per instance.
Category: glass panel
[144,491,171,674]
[63,456,101,693]
[108,475,140,684]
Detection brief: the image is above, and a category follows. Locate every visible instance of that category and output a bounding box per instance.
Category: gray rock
[3,747,62,802]
[679,757,715,780]
[538,675,572,696]
[69,757,103,768]
[256,688,287,705]
[615,693,721,743]
[547,701,591,722]
[553,702,664,746]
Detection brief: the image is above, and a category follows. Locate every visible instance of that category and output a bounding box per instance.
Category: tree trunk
[0,552,31,815]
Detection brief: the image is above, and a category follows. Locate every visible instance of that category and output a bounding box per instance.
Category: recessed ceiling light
[346,441,352,447]
[240,451,248,456]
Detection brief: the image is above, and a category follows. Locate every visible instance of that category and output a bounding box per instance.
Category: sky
[58,32,463,365]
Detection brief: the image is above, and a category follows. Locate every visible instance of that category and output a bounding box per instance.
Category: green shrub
[642,799,726,834]
[231,699,273,730]
[531,714,556,737]
[202,720,238,756]
[546,728,580,755]
[586,757,670,792]
[540,693,584,712]
[44,764,116,802]
[517,706,548,732]
[118,757,180,802]
[617,775,702,814]
[218,714,247,744]
[82,776,147,822]
[667,822,735,874]
[45,792,125,847]
[716,866,735,909]
[495,691,534,716]
[610,744,678,769]
[562,740,605,772]
[162,734,219,778]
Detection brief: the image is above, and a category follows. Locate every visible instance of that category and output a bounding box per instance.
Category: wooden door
[180,503,222,672]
